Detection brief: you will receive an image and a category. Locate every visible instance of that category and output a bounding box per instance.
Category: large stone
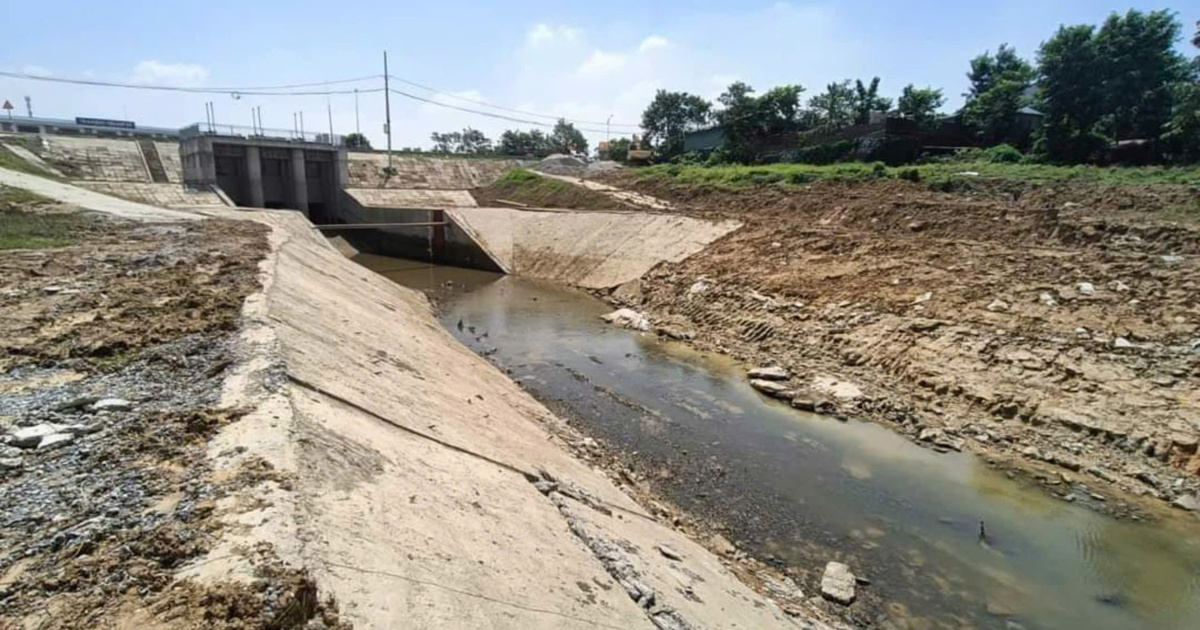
[820,561,857,605]
[91,398,133,412]
[38,433,75,450]
[600,308,650,332]
[749,379,793,400]
[1172,494,1199,512]
[747,366,790,381]
[7,424,65,449]
[612,279,643,305]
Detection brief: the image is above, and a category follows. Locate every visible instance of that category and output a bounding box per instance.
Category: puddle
[358,253,1200,630]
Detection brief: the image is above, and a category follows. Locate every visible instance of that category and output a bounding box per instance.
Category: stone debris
[986,299,1011,313]
[601,308,651,332]
[747,366,790,381]
[749,379,793,399]
[91,398,133,412]
[1078,282,1096,295]
[1113,337,1134,349]
[1172,494,1199,512]
[534,154,589,177]
[37,433,75,450]
[658,544,683,561]
[820,561,857,605]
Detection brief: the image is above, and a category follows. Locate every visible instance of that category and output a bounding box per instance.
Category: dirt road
[596,174,1200,517]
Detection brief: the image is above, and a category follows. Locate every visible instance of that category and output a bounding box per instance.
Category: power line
[386,74,641,129]
[387,87,622,135]
[0,70,384,96]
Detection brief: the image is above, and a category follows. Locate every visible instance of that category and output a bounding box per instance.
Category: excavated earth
[0,205,350,628]
[595,174,1200,518]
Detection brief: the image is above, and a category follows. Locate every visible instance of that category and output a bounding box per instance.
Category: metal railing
[179,122,344,146]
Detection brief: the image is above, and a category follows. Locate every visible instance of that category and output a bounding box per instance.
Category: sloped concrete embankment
[206,210,822,629]
[448,207,741,289]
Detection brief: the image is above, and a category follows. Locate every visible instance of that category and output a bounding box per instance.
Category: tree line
[638,9,1200,165]
[345,119,591,158]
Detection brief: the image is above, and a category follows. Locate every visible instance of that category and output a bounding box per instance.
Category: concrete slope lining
[450,206,741,289]
[39,135,151,182]
[344,187,478,209]
[346,153,528,189]
[0,167,203,222]
[196,209,817,629]
[0,142,65,177]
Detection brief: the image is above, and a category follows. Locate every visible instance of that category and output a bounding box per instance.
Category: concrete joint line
[286,372,655,523]
[319,559,641,630]
[286,373,538,481]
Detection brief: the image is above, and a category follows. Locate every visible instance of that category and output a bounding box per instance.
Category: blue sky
[2,1,1197,148]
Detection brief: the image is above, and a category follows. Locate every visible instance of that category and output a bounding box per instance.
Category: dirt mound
[599,176,1200,514]
[535,153,588,177]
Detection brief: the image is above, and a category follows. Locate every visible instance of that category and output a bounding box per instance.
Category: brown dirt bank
[1,207,351,628]
[595,175,1200,516]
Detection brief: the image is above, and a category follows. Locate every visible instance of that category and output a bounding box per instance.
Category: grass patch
[0,186,87,250]
[634,161,1200,189]
[475,168,629,211]
[0,142,61,179]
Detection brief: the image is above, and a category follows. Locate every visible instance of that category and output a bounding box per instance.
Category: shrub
[985,143,1024,163]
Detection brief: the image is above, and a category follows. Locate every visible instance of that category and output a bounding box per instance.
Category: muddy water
[358,253,1200,630]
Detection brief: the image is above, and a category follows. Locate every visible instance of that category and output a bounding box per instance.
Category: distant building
[682,127,726,154]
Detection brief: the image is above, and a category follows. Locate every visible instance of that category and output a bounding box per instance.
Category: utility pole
[299,111,305,138]
[606,114,612,145]
[383,51,393,168]
[293,112,298,138]
[354,88,361,136]
[24,96,32,118]
[257,106,263,135]
[327,97,334,146]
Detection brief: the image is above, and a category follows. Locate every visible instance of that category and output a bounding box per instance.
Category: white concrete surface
[344,187,478,208]
[0,167,202,221]
[39,135,150,182]
[198,210,817,629]
[450,206,741,289]
[75,181,224,208]
[347,154,527,189]
[0,142,64,177]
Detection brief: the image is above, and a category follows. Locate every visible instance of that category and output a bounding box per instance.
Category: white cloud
[21,65,52,76]
[129,60,209,87]
[526,23,581,47]
[577,50,627,77]
[638,36,670,53]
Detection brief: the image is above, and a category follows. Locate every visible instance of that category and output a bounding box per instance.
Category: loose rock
[92,398,133,412]
[747,366,790,381]
[749,379,793,399]
[820,561,857,605]
[601,308,651,332]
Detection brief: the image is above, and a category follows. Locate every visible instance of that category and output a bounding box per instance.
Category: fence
[179,122,344,146]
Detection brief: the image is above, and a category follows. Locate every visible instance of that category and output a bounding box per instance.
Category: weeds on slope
[633,161,1200,189]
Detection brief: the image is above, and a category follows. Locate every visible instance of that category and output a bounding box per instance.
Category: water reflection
[358,255,1200,630]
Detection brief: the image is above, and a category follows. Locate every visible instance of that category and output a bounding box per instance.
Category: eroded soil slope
[0,206,349,628]
[599,175,1200,514]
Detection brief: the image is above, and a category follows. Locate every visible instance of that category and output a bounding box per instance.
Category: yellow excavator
[626,135,653,165]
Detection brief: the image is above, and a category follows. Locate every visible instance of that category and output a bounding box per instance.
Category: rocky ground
[0,204,349,628]
[595,174,1200,519]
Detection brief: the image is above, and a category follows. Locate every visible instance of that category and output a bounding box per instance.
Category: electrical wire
[0,70,384,96]
[387,88,622,135]
[387,74,641,128]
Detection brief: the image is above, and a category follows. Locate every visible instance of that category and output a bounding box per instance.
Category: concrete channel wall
[204,210,821,629]
[449,207,742,289]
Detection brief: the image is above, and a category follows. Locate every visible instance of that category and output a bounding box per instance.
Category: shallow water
[359,253,1200,630]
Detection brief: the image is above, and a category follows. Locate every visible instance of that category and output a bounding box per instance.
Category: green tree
[498,129,554,157]
[1037,10,1188,163]
[808,81,856,129]
[1164,21,1200,160]
[640,90,712,159]
[430,128,493,154]
[715,81,761,162]
[851,77,892,124]
[1037,25,1106,162]
[1093,9,1187,142]
[962,44,1035,145]
[549,119,588,155]
[342,132,372,150]
[896,85,946,127]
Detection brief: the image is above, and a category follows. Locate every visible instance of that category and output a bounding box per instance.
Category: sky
[2,1,1197,150]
